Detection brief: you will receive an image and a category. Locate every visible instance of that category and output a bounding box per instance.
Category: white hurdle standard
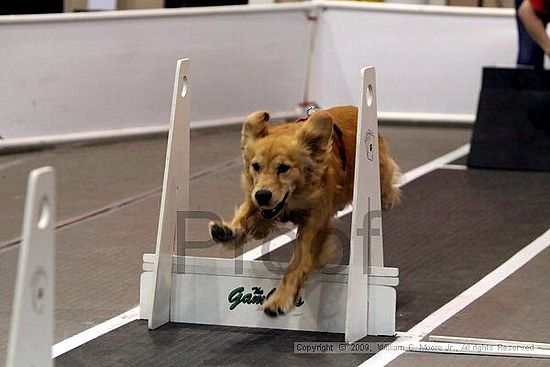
[141,59,398,343]
[6,167,56,367]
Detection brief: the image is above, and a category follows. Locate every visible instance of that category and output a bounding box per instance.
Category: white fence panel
[0,5,312,140]
[310,3,517,120]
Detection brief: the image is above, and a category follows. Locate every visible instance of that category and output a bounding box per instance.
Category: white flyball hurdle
[141,59,398,343]
[6,167,56,367]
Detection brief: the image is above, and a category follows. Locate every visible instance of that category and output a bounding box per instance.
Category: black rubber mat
[54,168,550,366]
[467,67,550,171]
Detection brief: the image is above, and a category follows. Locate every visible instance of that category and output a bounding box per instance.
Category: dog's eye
[277,164,290,174]
[252,163,261,172]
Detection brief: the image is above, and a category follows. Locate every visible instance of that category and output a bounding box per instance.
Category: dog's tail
[379,136,401,210]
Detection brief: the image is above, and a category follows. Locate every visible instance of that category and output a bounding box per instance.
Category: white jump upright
[6,167,56,367]
[148,59,191,329]
[345,67,398,342]
[142,61,398,341]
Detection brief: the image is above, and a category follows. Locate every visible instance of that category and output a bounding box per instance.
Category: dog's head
[240,110,333,220]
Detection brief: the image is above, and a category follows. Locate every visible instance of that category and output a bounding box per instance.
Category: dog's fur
[210,106,400,316]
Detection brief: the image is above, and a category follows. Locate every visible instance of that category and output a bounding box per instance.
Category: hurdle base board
[139,255,398,336]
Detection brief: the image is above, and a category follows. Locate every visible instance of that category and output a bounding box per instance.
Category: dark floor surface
[56,320,395,367]
[390,352,550,367]
[262,169,550,331]
[53,167,550,366]
[12,123,550,367]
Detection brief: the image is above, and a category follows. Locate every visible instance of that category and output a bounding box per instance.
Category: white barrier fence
[0,4,312,143]
[0,1,517,147]
[310,2,517,122]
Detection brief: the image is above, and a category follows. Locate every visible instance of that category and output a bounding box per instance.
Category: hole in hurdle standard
[366,84,374,107]
[37,197,50,230]
[181,75,189,98]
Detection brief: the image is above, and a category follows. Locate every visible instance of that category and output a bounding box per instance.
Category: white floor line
[52,143,471,358]
[241,228,297,261]
[52,306,139,358]
[400,144,470,184]
[441,164,468,170]
[361,227,550,366]
[240,143,471,261]
[0,157,30,172]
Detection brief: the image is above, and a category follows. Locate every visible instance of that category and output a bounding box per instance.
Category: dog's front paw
[209,221,235,243]
[262,287,297,317]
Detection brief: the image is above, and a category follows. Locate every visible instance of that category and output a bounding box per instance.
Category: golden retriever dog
[210,105,400,316]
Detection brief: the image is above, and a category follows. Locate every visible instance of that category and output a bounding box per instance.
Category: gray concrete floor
[0,124,473,364]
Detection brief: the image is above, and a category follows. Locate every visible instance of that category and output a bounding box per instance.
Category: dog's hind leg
[210,199,274,247]
[262,215,330,316]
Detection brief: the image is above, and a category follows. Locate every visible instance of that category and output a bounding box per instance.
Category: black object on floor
[467,67,550,171]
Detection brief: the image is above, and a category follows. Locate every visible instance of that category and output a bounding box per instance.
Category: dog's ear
[241,111,270,149]
[298,111,333,154]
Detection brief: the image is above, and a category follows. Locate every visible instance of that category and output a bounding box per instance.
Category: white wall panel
[310,3,517,119]
[0,6,312,140]
[0,2,521,146]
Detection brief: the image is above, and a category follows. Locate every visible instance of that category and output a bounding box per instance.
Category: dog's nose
[255,190,272,206]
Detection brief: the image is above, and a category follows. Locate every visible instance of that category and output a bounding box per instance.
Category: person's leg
[516,0,545,69]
